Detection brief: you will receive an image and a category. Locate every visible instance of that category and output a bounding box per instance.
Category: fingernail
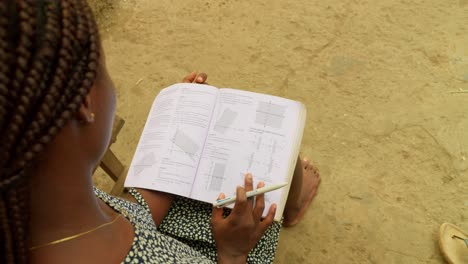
[272,203,277,211]
[246,173,252,181]
[197,76,203,82]
[259,181,264,187]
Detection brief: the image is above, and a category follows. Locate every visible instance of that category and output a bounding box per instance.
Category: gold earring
[89,113,95,122]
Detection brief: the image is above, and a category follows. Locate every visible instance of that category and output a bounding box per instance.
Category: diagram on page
[214,108,239,134]
[255,101,287,129]
[126,84,218,196]
[133,152,157,176]
[192,89,299,205]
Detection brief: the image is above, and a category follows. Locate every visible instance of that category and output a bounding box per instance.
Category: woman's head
[0,0,115,262]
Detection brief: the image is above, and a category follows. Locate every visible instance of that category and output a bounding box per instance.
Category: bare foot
[283,158,321,227]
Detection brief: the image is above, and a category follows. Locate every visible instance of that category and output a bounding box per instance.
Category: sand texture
[90,0,468,263]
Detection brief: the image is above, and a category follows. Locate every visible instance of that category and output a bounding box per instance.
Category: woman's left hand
[182,71,208,84]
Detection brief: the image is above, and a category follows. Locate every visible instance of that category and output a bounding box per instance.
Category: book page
[190,88,304,218]
[125,83,218,196]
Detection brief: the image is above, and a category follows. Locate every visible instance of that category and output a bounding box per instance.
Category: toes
[308,165,321,183]
[302,158,310,169]
[300,157,320,182]
[309,164,319,174]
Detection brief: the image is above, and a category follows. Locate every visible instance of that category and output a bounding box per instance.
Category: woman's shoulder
[94,188,214,263]
[94,187,156,232]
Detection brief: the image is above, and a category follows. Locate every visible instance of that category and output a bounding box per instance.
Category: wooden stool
[98,115,127,196]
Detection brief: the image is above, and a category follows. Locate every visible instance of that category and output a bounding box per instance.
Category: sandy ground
[90,0,468,263]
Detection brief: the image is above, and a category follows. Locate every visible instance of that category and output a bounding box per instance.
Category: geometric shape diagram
[133,152,156,176]
[255,101,286,129]
[172,129,200,159]
[209,163,226,192]
[214,108,238,134]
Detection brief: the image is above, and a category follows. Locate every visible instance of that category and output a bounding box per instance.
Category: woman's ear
[77,93,95,123]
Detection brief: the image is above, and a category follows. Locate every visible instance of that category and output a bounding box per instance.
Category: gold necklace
[29,214,122,251]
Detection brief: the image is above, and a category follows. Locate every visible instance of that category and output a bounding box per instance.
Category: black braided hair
[0,1,100,263]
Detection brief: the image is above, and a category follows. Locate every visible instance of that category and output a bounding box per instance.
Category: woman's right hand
[211,174,277,264]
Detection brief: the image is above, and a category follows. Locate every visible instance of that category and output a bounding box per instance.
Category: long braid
[0,0,35,144]
[0,2,10,127]
[16,0,75,155]
[0,1,100,263]
[16,0,62,153]
[0,199,14,263]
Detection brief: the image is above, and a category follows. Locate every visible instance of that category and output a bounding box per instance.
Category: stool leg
[110,168,128,197]
[99,150,124,182]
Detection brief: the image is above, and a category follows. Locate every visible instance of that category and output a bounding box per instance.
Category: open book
[124,83,306,221]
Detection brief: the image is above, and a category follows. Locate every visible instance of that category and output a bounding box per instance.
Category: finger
[259,203,276,233]
[253,181,265,220]
[232,186,248,215]
[182,71,197,83]
[194,72,208,84]
[211,193,226,223]
[244,173,254,209]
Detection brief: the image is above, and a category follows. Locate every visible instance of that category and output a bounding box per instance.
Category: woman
[0,1,320,263]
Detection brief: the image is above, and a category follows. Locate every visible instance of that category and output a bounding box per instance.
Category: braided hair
[0,0,100,263]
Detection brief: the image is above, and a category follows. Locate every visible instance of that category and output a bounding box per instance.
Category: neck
[29,142,111,247]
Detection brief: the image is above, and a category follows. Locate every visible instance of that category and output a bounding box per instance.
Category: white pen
[213,182,288,208]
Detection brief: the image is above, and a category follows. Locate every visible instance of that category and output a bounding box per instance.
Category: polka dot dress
[94,188,281,263]
[158,196,282,263]
[95,188,213,263]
